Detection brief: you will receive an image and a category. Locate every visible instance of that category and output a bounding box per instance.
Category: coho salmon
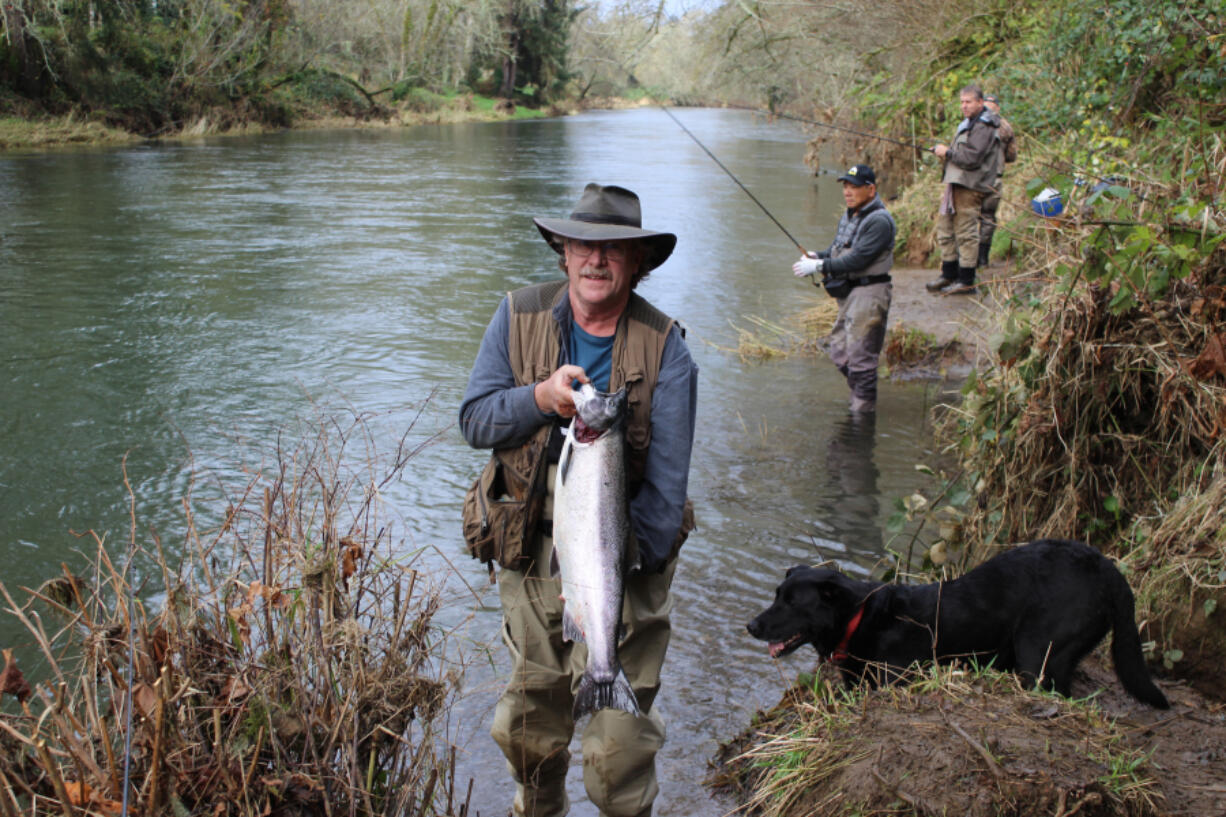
[552,383,639,719]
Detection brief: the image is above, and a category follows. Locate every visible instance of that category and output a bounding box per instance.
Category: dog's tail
[1108,566,1170,709]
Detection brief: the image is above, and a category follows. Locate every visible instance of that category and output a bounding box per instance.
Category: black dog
[747,539,1169,708]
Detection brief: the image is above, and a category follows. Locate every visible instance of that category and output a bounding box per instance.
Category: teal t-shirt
[569,322,615,392]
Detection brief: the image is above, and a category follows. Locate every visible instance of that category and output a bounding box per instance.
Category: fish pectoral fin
[549,549,560,579]
[558,435,573,485]
[562,608,585,644]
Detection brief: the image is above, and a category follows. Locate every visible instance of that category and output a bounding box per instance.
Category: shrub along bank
[0,414,470,816]
[876,0,1226,697]
[716,0,1226,813]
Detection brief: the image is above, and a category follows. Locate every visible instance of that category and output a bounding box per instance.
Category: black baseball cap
[836,164,876,187]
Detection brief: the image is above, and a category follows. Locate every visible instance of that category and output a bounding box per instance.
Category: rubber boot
[977,240,991,269]
[846,369,878,413]
[926,259,958,293]
[941,266,978,295]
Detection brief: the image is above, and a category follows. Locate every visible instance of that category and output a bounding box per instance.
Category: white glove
[792,254,823,277]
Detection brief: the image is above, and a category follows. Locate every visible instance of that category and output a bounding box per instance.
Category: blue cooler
[1031,187,1063,217]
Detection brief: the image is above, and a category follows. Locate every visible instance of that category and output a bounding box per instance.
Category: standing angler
[553,384,637,718]
[928,83,1001,295]
[460,183,698,817]
[977,93,1019,268]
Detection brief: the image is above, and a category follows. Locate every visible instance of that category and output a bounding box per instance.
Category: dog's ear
[815,574,855,603]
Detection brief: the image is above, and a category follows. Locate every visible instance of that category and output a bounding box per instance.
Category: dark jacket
[816,195,896,282]
[941,109,1001,193]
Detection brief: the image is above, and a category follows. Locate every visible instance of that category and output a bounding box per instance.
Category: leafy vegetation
[844,0,1226,702]
[0,0,579,135]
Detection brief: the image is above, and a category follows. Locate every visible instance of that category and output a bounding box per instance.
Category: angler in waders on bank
[459,183,698,817]
[792,164,896,414]
[928,83,1002,295]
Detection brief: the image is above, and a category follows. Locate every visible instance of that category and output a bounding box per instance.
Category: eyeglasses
[566,239,632,262]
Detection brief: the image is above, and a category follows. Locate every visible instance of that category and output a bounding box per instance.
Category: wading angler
[460,183,698,817]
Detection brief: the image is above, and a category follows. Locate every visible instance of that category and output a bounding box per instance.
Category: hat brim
[534,217,677,272]
[835,174,873,186]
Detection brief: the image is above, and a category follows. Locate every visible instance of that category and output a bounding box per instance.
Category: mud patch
[710,657,1226,817]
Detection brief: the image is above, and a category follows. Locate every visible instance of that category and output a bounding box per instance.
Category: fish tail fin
[573,666,640,719]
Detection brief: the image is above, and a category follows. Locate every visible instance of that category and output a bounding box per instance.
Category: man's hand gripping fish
[552,383,639,719]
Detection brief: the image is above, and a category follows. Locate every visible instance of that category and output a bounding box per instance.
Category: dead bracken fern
[0,409,469,816]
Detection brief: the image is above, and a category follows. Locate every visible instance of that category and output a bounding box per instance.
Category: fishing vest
[506,279,674,494]
[831,198,895,282]
[942,111,1002,194]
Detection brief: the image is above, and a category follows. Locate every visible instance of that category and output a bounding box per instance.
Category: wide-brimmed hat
[534,183,677,273]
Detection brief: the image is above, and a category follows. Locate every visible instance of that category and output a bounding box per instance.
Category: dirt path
[886,265,1000,375]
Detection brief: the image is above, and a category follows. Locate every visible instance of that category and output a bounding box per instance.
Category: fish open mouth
[572,416,604,444]
[768,634,804,658]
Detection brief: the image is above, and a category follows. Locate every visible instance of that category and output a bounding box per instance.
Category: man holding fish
[460,183,698,817]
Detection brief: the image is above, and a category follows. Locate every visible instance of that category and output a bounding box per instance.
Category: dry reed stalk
[0,408,467,816]
[34,742,74,817]
[0,770,17,817]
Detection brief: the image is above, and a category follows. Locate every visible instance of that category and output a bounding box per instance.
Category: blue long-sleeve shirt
[460,291,698,571]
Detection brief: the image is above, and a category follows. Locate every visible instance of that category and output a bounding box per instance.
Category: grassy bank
[712,664,1168,817]
[0,114,139,150]
[0,90,563,152]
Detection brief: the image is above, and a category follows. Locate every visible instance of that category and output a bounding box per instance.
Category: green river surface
[0,108,950,816]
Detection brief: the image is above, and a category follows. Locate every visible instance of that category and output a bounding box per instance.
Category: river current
[0,108,946,815]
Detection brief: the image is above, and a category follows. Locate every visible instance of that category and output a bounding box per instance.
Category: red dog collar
[830,605,864,662]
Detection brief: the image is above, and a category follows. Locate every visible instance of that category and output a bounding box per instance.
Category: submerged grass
[0,409,468,816]
[713,297,840,363]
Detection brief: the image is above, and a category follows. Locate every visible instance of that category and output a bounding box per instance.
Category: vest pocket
[461,426,550,573]
[621,368,651,450]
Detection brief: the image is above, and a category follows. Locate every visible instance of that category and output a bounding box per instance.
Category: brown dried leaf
[341,538,363,588]
[1,648,32,703]
[222,675,252,702]
[150,626,170,668]
[63,780,123,816]
[132,682,158,718]
[247,580,289,610]
[1183,333,1226,381]
[228,603,253,645]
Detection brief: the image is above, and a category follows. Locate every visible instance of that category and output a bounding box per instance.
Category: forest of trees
[0,0,981,135]
[0,0,585,132]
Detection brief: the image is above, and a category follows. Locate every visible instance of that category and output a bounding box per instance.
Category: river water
[0,108,946,816]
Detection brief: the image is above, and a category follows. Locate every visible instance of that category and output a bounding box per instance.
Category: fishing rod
[659,104,810,256]
[726,103,935,153]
